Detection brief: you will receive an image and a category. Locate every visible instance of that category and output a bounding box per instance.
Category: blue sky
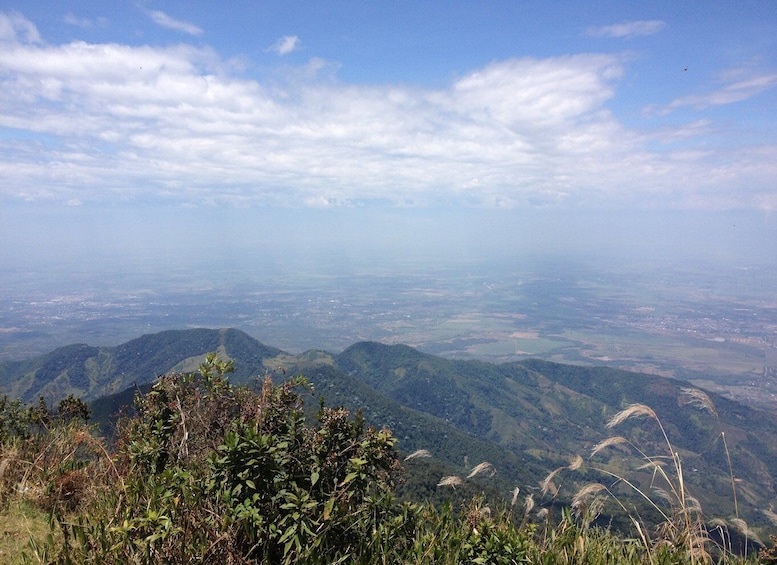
[1,0,776,211]
[1,1,777,275]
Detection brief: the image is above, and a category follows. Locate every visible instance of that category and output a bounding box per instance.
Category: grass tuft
[404,449,432,461]
[606,403,658,428]
[436,475,463,488]
[466,461,496,479]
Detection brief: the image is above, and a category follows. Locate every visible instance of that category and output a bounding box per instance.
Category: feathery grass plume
[518,492,535,529]
[437,475,463,488]
[567,454,583,471]
[679,387,718,416]
[637,460,667,470]
[510,486,520,507]
[708,517,727,529]
[572,483,607,509]
[606,403,658,428]
[524,493,535,515]
[403,449,432,461]
[762,509,777,527]
[590,435,630,457]
[730,517,763,547]
[535,507,548,520]
[540,466,563,496]
[650,486,674,506]
[681,387,739,520]
[466,461,496,479]
[684,495,702,516]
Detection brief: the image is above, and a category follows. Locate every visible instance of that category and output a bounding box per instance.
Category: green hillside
[330,342,777,530]
[2,328,776,536]
[0,328,283,403]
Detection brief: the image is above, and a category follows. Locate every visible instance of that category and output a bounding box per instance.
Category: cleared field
[559,329,766,376]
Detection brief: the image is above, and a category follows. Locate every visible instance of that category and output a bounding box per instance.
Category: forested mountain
[2,328,776,531]
[0,328,283,403]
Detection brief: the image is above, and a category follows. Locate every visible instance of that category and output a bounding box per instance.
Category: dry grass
[437,475,463,488]
[510,486,520,507]
[466,461,495,479]
[540,467,562,497]
[584,393,762,563]
[0,501,57,564]
[0,419,120,563]
[404,449,432,461]
[540,455,586,497]
[679,388,718,417]
[605,403,658,428]
[761,509,777,527]
[572,482,607,508]
[590,435,629,457]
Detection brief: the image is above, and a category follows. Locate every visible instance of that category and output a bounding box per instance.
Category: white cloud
[63,13,108,29]
[268,35,300,56]
[0,12,775,211]
[65,13,92,28]
[586,20,665,39]
[652,73,777,114]
[0,11,41,44]
[148,10,202,36]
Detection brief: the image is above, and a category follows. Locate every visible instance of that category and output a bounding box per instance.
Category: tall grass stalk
[679,388,739,521]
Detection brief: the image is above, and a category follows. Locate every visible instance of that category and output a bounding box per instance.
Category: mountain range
[1,327,775,532]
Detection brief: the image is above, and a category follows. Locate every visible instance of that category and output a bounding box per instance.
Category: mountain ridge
[2,327,776,530]
[0,328,283,402]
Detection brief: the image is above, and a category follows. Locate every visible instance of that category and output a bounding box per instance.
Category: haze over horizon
[1,1,777,354]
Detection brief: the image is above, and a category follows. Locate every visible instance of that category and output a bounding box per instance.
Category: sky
[1,1,777,274]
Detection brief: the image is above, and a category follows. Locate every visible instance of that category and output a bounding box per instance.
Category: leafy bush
[51,355,406,564]
[3,355,768,564]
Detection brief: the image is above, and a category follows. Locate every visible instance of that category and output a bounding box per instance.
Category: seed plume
[437,475,463,488]
[591,436,629,457]
[467,461,496,479]
[572,483,607,508]
[607,404,658,428]
[404,449,432,461]
[679,388,718,416]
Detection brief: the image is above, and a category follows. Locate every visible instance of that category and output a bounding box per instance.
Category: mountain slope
[0,328,282,402]
[3,330,776,531]
[333,341,777,527]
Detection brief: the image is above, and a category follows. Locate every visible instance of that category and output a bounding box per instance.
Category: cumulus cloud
[268,35,300,56]
[148,10,202,36]
[586,20,665,39]
[0,12,775,211]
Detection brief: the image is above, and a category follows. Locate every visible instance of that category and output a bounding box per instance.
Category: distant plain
[2,210,776,412]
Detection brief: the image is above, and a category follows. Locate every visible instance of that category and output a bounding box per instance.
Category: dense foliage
[0,354,772,563]
[5,328,777,533]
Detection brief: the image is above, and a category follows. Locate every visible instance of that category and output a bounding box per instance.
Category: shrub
[52,355,405,564]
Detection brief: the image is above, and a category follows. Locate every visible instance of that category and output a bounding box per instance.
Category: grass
[1,363,771,564]
[0,501,55,565]
[577,393,758,563]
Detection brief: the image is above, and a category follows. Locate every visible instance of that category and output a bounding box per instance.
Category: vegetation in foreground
[0,354,773,563]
